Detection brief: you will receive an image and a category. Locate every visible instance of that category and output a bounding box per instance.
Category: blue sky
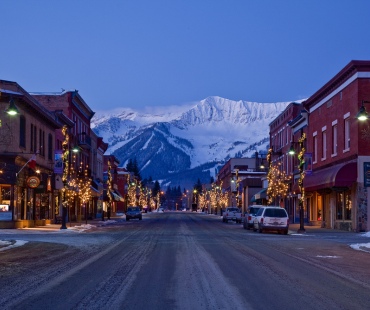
[2,0,370,112]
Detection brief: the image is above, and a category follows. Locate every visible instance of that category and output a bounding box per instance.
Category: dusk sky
[2,0,370,112]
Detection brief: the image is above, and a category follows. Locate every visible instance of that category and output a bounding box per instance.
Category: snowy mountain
[91,96,294,188]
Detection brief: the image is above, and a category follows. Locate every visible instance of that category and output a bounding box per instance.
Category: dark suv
[126,206,142,221]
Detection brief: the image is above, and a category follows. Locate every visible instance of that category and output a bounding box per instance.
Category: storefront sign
[27,176,40,188]
[364,162,370,187]
[54,151,63,174]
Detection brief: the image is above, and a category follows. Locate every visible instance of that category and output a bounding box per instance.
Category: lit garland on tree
[266,148,291,205]
[297,133,306,205]
[138,186,147,208]
[78,162,92,206]
[127,175,138,206]
[219,191,229,209]
[65,151,78,205]
[61,125,69,186]
[209,184,218,212]
[107,159,112,211]
[149,189,156,210]
[198,192,206,210]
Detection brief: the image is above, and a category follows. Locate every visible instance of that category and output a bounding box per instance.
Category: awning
[251,188,267,202]
[304,162,357,192]
[113,189,124,202]
[103,189,125,202]
[91,179,104,197]
[90,185,101,197]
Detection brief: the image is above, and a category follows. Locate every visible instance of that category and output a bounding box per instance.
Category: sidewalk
[288,223,354,234]
[2,217,123,233]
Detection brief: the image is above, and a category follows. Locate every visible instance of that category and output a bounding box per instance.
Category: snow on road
[1,222,370,253]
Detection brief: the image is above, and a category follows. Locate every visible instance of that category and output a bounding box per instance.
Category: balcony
[78,133,91,150]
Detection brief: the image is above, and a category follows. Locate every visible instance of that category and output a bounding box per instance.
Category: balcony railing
[78,134,91,150]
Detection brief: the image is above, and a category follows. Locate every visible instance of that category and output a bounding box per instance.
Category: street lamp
[356,100,370,121]
[289,132,306,233]
[5,97,19,116]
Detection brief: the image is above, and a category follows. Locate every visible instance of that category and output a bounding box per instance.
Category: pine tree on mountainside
[126,159,133,172]
[132,158,141,180]
[153,180,161,197]
[126,158,141,180]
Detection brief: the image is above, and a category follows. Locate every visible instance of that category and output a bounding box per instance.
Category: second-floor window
[313,133,317,163]
[19,115,26,148]
[344,115,350,150]
[322,130,327,160]
[39,129,45,156]
[48,133,53,161]
[332,123,337,156]
[30,124,37,153]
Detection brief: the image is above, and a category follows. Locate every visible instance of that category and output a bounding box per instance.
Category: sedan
[126,206,143,221]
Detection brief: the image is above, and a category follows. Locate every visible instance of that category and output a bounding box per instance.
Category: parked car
[243,205,263,230]
[253,206,289,234]
[222,207,242,223]
[126,206,142,221]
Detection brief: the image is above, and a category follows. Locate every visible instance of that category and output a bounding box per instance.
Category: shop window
[336,191,351,220]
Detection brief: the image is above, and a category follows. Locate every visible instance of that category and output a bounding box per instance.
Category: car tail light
[287,218,289,225]
[261,218,264,223]
[248,215,252,221]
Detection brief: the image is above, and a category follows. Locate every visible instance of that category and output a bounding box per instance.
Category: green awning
[251,188,267,202]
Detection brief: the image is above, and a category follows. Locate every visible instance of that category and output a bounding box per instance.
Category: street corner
[0,240,28,252]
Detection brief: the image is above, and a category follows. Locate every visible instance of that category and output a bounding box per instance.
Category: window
[336,191,351,220]
[313,133,317,163]
[48,133,53,161]
[322,128,327,160]
[19,115,26,148]
[30,124,37,153]
[344,113,350,151]
[39,129,45,156]
[332,122,337,156]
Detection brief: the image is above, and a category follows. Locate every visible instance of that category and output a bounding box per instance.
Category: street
[1,212,370,310]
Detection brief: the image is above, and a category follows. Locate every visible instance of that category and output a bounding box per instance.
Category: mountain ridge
[91,96,300,188]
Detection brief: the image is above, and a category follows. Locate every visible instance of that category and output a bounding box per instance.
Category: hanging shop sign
[27,176,40,189]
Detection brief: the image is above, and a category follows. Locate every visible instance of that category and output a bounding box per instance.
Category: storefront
[304,161,357,231]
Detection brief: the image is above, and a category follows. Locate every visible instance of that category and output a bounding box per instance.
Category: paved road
[1,212,370,310]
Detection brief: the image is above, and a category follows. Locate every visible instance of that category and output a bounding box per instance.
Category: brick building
[269,101,304,221]
[302,60,370,231]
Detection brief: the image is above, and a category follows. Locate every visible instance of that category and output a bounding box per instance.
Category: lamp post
[289,132,306,233]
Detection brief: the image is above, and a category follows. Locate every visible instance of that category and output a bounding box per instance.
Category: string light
[267,148,291,205]
[297,133,306,204]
